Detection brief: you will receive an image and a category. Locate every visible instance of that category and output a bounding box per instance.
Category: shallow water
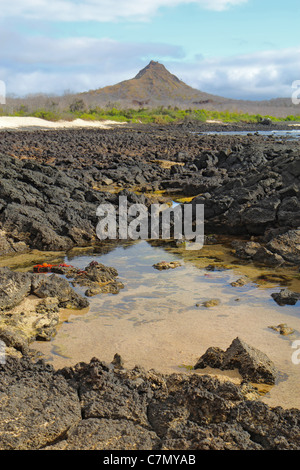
[28,239,300,409]
[198,129,300,140]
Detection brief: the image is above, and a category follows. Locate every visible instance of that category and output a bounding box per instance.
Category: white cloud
[1,26,298,100]
[170,48,300,99]
[1,34,183,65]
[0,32,184,95]
[0,0,248,22]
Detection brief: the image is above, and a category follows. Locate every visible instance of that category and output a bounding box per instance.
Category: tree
[69,99,86,113]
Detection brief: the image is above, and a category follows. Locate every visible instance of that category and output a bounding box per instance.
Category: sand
[33,296,300,409]
[0,116,126,130]
[0,116,299,131]
[31,240,300,410]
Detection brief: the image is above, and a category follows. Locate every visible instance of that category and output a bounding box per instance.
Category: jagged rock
[241,196,281,233]
[80,261,118,283]
[0,153,150,252]
[0,127,299,265]
[268,324,295,336]
[193,346,225,369]
[72,261,124,295]
[232,231,299,268]
[230,278,248,287]
[194,337,278,385]
[0,230,28,256]
[0,356,82,450]
[202,299,221,308]
[271,289,300,306]
[153,261,181,270]
[0,267,89,312]
[111,353,124,370]
[252,246,284,267]
[37,261,124,296]
[48,418,160,450]
[1,355,298,450]
[84,286,103,297]
[0,268,32,311]
[0,267,90,346]
[32,273,89,309]
[0,327,30,355]
[231,241,261,260]
[34,297,60,341]
[267,229,300,265]
[102,177,114,186]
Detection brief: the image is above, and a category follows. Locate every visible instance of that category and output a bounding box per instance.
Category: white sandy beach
[0,116,126,130]
[0,116,299,131]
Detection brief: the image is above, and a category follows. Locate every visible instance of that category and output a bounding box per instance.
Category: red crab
[33,262,54,273]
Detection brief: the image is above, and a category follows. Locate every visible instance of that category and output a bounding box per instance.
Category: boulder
[230,277,249,287]
[252,246,284,266]
[0,356,82,450]
[0,354,299,450]
[202,299,221,308]
[32,274,89,309]
[0,268,32,311]
[0,267,90,347]
[240,197,281,234]
[193,346,225,369]
[267,229,300,265]
[268,324,295,336]
[0,327,30,355]
[72,261,124,296]
[271,289,300,306]
[231,241,261,260]
[153,261,181,270]
[0,230,28,256]
[34,297,60,341]
[194,337,278,385]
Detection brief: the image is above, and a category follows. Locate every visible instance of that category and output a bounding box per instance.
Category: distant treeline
[0,101,299,124]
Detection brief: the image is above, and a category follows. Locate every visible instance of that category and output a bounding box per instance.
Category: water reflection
[60,239,300,324]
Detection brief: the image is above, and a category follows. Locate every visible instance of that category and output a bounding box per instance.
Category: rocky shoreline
[0,122,299,450]
[0,123,299,257]
[1,353,300,450]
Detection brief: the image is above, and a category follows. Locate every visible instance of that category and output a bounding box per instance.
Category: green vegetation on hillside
[0,104,299,124]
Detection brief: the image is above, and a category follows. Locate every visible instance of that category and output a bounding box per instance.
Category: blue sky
[1,0,299,99]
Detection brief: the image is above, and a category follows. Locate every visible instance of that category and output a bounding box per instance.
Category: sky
[0,0,300,100]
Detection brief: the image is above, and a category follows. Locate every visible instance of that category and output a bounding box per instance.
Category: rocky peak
[134,60,181,83]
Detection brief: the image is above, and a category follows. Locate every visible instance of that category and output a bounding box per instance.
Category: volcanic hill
[76,60,297,117]
[5,60,299,118]
[81,60,226,109]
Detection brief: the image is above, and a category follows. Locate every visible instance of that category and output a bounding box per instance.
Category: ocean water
[198,129,300,140]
